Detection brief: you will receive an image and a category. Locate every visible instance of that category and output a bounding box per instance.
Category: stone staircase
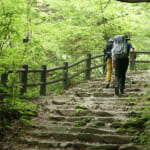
[9,70,150,150]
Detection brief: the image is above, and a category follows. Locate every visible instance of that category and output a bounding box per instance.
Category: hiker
[104,38,114,88]
[112,35,136,95]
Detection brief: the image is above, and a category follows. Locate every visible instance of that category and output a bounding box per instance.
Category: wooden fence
[0,51,150,96]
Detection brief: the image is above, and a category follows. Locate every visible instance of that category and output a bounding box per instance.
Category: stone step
[92,103,144,111]
[70,91,142,98]
[50,109,114,117]
[47,100,144,113]
[92,96,141,103]
[16,138,120,150]
[90,77,106,81]
[11,70,150,150]
[19,143,144,150]
[127,70,147,74]
[66,85,144,96]
[21,132,132,144]
[103,87,141,92]
[33,119,106,128]
[46,102,143,112]
[127,79,149,84]
[49,109,134,119]
[88,80,148,88]
[125,83,141,88]
[29,126,117,135]
[47,116,126,127]
[50,97,146,106]
[92,100,129,105]
[92,92,114,97]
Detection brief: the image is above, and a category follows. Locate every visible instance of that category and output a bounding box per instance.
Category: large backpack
[104,39,113,59]
[113,35,128,58]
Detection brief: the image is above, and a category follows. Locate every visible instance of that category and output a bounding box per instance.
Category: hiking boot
[106,83,110,88]
[115,87,119,96]
[120,89,124,95]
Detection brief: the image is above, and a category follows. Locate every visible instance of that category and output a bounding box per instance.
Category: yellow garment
[105,58,112,83]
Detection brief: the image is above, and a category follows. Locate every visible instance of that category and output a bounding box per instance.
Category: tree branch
[104,0,111,9]
[116,0,150,3]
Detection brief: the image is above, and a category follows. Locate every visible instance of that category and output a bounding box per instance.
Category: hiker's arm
[130,48,134,53]
[130,48,136,59]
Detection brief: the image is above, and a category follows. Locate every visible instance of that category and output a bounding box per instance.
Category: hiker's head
[124,35,130,41]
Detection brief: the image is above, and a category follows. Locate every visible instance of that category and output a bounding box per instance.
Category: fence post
[40,65,47,96]
[85,54,91,80]
[62,62,68,90]
[0,73,8,99]
[20,64,28,95]
[1,73,8,87]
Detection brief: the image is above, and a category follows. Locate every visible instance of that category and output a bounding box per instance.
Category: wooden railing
[0,51,150,96]
[0,53,104,96]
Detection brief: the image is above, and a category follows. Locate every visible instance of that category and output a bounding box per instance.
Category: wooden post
[0,73,8,99]
[1,73,8,87]
[20,64,28,95]
[62,62,68,90]
[40,65,47,96]
[85,54,91,80]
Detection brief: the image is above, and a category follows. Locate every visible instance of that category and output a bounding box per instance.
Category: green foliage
[75,109,84,116]
[1,0,150,66]
[0,95,37,136]
[74,103,87,109]
[73,115,92,127]
[89,123,97,128]
[111,120,122,128]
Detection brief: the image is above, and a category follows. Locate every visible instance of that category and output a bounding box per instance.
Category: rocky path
[3,70,150,150]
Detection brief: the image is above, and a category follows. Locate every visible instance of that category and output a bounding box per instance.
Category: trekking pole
[130,69,133,88]
[129,53,135,88]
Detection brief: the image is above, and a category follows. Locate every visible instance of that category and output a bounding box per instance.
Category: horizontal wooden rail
[13,78,64,87]
[8,68,42,73]
[91,64,104,70]
[47,66,64,72]
[135,60,150,63]
[6,66,64,74]
[135,51,150,54]
[46,78,64,85]
[91,54,104,59]
[68,58,87,69]
[28,69,43,73]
